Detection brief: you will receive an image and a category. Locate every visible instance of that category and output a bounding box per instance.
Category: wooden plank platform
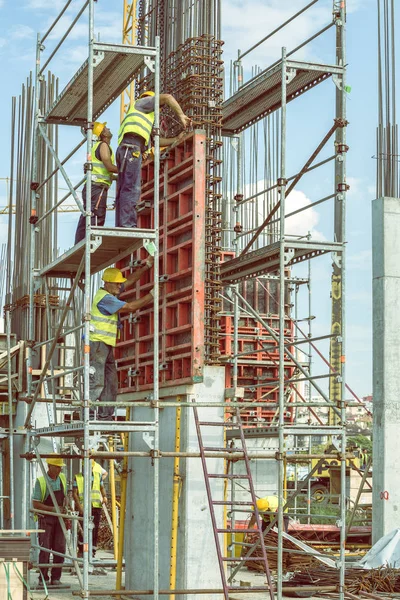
[39,227,156,279]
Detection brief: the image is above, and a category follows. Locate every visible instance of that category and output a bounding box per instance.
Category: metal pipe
[41,0,74,43]
[239,0,318,60]
[40,1,90,74]
[37,139,86,191]
[108,438,118,561]
[169,398,181,599]
[6,311,15,528]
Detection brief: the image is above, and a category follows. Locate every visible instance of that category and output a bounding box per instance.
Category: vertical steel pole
[153,35,161,600]
[82,1,95,596]
[28,34,43,398]
[6,311,14,529]
[277,47,287,600]
[337,2,347,599]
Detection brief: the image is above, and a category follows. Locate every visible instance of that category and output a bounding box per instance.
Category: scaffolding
[2,1,355,599]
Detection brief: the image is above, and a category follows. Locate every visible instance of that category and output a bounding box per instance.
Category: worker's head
[46,457,65,478]
[93,121,112,142]
[256,495,279,513]
[102,267,127,296]
[139,90,155,99]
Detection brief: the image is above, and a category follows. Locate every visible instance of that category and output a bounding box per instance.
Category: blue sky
[0,0,384,397]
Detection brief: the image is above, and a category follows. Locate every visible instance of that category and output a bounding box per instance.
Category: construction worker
[115,90,191,228]
[32,458,67,588]
[72,461,108,557]
[89,263,154,420]
[248,495,289,534]
[75,121,118,244]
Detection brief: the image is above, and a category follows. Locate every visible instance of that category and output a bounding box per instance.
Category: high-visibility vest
[89,289,118,347]
[91,141,115,187]
[37,473,67,502]
[75,466,102,508]
[118,101,155,146]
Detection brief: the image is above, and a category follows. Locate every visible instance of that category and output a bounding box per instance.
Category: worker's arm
[248,514,256,529]
[124,256,154,291]
[99,142,118,174]
[118,292,154,314]
[32,499,61,514]
[159,94,191,129]
[100,485,108,505]
[72,488,84,515]
[159,132,185,147]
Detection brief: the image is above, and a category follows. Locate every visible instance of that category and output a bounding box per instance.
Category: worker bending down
[115,90,191,228]
[89,261,153,420]
[75,122,118,244]
[73,460,108,557]
[249,495,289,533]
[32,458,67,588]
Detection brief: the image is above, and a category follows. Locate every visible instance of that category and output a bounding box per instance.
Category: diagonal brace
[240,118,348,256]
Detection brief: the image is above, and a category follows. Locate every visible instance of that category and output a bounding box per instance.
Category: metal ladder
[192,402,275,600]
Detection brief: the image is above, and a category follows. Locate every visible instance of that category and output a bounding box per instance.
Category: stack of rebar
[245,531,320,574]
[288,566,400,595]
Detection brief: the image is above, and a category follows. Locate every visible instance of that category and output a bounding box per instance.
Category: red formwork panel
[220,253,296,426]
[115,132,207,392]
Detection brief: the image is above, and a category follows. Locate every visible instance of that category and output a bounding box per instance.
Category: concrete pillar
[125,366,225,599]
[372,196,400,542]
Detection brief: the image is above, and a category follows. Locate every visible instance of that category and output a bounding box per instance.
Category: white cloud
[9,25,35,40]
[25,0,63,9]
[0,38,6,49]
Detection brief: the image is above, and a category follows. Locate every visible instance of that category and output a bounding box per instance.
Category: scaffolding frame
[3,1,355,599]
[7,2,161,598]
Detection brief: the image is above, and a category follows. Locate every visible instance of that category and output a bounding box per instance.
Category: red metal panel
[115,132,206,392]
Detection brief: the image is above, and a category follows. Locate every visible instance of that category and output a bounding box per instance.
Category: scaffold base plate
[39,227,156,279]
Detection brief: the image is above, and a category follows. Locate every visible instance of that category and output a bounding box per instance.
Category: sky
[0,0,390,397]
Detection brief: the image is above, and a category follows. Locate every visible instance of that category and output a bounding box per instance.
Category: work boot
[51,579,62,586]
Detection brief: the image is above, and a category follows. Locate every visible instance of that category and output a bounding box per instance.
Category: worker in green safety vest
[32,458,67,588]
[115,90,191,228]
[75,121,118,244]
[72,460,108,557]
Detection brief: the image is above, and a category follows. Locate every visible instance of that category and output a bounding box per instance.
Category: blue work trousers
[115,143,142,227]
[89,341,117,420]
[75,183,109,244]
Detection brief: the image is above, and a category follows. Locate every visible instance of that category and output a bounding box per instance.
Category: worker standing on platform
[75,122,118,244]
[116,91,191,228]
[72,460,108,557]
[89,262,154,420]
[32,458,67,588]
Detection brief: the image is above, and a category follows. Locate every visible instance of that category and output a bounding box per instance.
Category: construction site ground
[27,550,309,600]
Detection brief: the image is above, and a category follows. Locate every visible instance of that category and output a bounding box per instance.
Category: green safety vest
[38,473,67,502]
[89,289,118,347]
[91,141,115,187]
[75,465,102,508]
[118,101,155,146]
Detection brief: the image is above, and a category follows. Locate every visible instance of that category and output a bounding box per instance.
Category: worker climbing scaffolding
[115,90,191,227]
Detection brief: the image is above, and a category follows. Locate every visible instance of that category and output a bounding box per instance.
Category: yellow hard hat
[47,457,65,467]
[93,121,107,137]
[140,90,155,98]
[256,497,270,512]
[102,267,127,283]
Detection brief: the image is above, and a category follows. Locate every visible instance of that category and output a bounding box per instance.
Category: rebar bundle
[377,0,398,197]
[7,73,59,344]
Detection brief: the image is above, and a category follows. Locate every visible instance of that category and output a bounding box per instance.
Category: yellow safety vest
[89,289,118,347]
[75,467,102,508]
[91,141,115,187]
[37,473,67,501]
[118,101,155,146]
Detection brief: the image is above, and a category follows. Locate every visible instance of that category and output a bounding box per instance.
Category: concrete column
[372,196,400,542]
[125,366,225,599]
